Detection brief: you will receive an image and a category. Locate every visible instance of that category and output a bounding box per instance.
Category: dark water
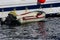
[0,17,60,40]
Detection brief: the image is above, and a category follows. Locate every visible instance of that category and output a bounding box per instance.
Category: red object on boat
[38,0,46,3]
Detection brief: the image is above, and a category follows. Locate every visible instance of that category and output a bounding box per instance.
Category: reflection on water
[0,17,60,40]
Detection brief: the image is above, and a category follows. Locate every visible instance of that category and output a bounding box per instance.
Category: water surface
[0,17,60,40]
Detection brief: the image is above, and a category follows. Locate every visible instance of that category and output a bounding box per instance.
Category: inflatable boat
[0,11,45,26]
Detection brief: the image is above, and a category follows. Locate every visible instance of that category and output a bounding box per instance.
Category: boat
[17,11,45,23]
[0,0,60,18]
[1,11,45,26]
[0,0,60,25]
